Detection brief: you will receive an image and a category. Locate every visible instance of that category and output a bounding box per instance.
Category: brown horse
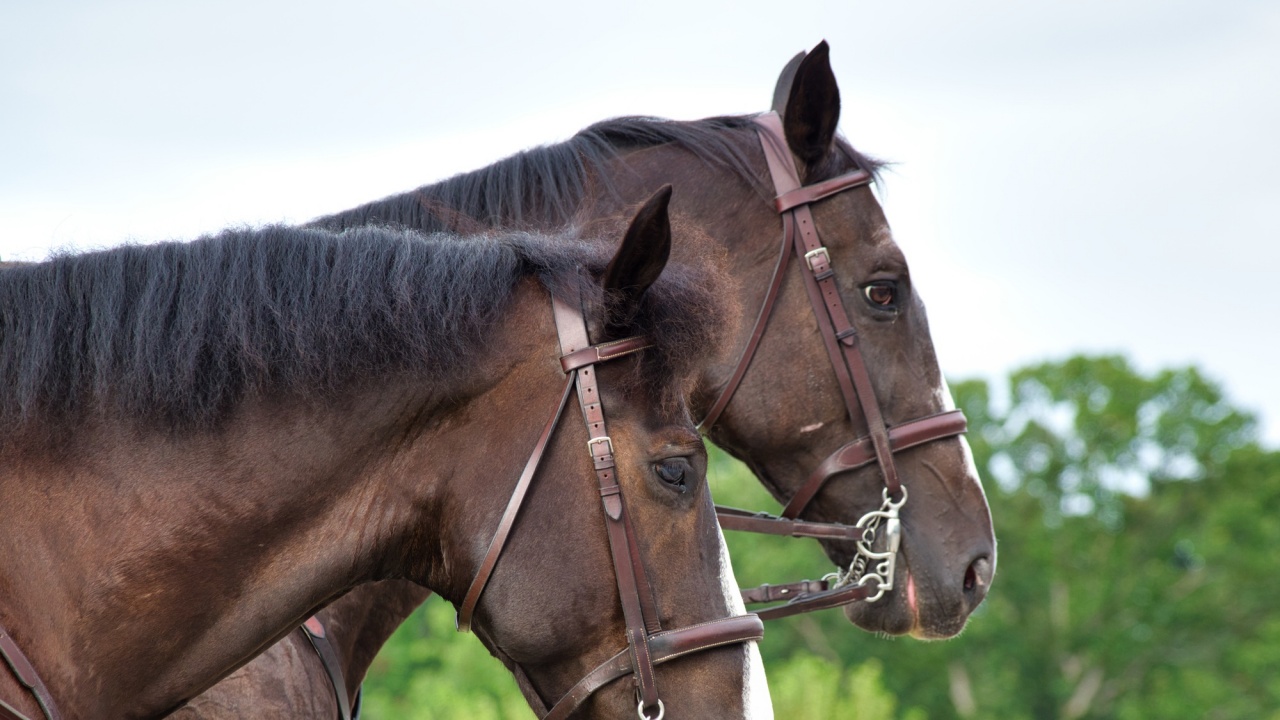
[186,40,998,719]
[0,196,771,719]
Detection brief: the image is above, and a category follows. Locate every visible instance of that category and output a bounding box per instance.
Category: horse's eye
[863,281,898,309]
[654,459,690,493]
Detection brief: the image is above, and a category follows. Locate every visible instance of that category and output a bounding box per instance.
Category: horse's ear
[771,50,808,114]
[602,185,673,332]
[779,40,840,166]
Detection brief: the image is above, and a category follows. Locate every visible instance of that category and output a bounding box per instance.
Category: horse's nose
[962,554,994,609]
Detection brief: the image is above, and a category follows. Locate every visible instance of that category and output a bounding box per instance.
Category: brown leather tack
[300,616,354,720]
[705,112,971,620]
[0,621,61,720]
[459,278,762,718]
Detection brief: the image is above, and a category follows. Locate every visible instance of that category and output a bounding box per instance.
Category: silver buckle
[587,436,614,456]
[804,247,830,271]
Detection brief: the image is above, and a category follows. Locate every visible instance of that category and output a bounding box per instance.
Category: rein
[456,279,763,720]
[702,112,968,620]
[0,621,59,720]
[300,616,361,720]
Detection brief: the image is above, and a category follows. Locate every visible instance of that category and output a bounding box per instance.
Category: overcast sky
[2,1,1276,444]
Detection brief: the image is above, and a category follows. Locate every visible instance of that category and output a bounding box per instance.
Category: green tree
[713,355,1275,719]
[362,599,532,719]
[944,356,1273,719]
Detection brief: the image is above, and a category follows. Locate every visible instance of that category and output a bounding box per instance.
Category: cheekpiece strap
[550,285,664,716]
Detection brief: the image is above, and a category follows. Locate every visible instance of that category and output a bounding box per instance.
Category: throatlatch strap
[457,374,576,633]
[698,219,793,432]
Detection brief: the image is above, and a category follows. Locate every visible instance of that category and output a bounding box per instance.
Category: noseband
[701,113,969,620]
[456,280,763,720]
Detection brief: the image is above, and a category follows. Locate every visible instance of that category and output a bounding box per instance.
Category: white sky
[2,1,1277,445]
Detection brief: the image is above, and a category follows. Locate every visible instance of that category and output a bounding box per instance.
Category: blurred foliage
[363,354,1279,718]
[361,599,531,719]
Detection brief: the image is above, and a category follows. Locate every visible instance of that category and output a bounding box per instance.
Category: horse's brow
[659,433,703,453]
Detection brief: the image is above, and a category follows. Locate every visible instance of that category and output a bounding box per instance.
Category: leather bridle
[456,279,764,720]
[702,112,969,621]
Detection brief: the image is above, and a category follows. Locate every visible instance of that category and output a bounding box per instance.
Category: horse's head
[301,40,996,642]
[445,189,770,718]
[699,42,996,639]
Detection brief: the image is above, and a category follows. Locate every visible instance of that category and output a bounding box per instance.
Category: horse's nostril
[963,556,993,605]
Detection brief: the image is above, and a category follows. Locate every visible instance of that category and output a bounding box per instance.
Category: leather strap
[756,112,902,502]
[456,374,576,632]
[0,621,60,720]
[697,215,793,432]
[459,278,764,718]
[0,698,31,720]
[543,614,764,720]
[559,336,652,373]
[350,685,363,720]
[552,288,662,715]
[300,616,354,720]
[715,413,965,537]
[774,170,874,212]
[779,410,966,520]
[700,112,971,620]
[739,580,830,605]
[754,579,880,621]
[714,506,862,541]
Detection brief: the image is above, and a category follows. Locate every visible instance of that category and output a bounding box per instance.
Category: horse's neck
[0,391,420,716]
[320,580,433,696]
[0,331,552,717]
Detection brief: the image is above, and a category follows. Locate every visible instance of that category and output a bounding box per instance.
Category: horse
[187,40,1001,719]
[0,192,772,719]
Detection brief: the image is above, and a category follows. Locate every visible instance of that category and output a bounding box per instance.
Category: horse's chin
[840,572,969,640]
[841,591,916,636]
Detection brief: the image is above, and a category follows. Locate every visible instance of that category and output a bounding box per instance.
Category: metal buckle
[587,436,614,456]
[804,247,830,271]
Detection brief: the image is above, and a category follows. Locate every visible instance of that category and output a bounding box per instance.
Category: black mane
[308,114,885,234]
[0,225,728,439]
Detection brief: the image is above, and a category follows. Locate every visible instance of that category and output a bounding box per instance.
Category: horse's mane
[0,225,729,438]
[308,114,885,233]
